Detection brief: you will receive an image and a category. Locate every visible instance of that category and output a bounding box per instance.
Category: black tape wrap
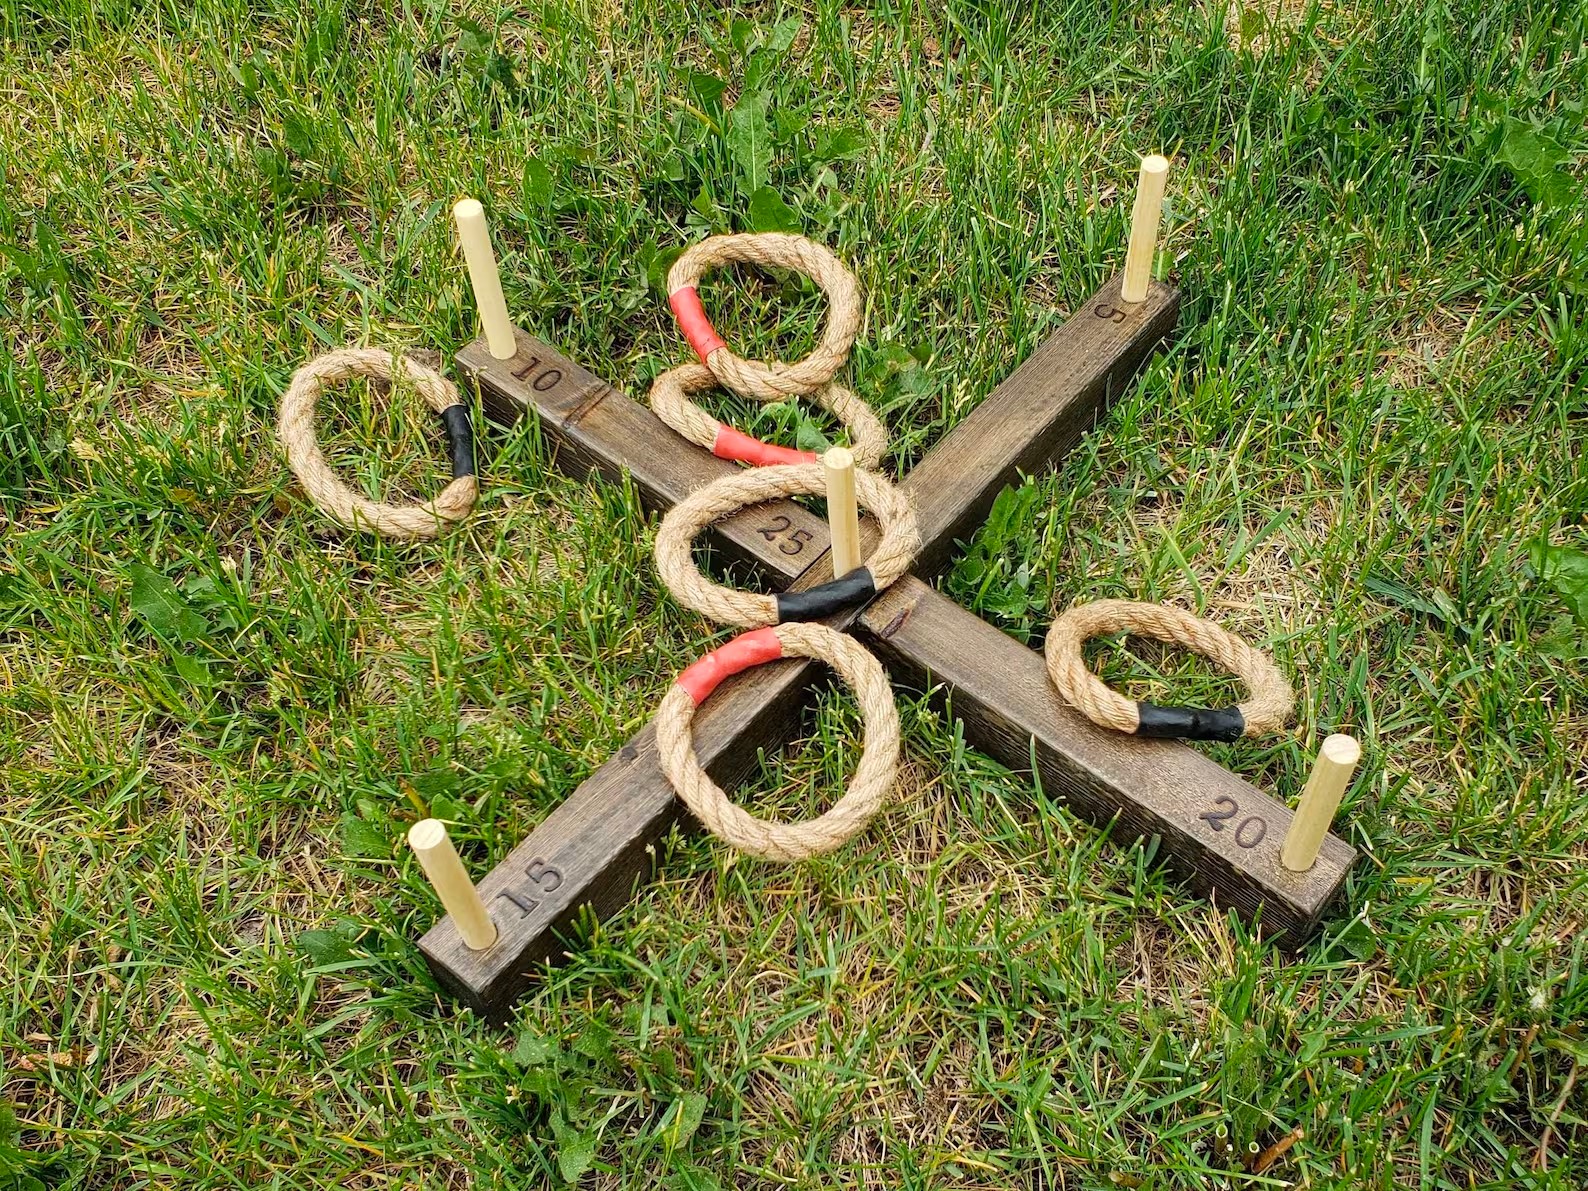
[774,567,877,623]
[1134,703,1246,742]
[439,404,476,479]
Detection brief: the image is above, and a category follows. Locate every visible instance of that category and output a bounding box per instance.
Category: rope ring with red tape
[648,363,888,471]
[666,233,863,401]
[654,622,900,860]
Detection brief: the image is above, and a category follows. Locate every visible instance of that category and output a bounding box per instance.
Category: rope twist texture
[278,347,477,539]
[668,233,862,397]
[654,623,899,860]
[1044,599,1293,738]
[655,462,920,627]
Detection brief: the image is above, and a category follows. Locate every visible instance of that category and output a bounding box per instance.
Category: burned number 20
[1198,797,1267,849]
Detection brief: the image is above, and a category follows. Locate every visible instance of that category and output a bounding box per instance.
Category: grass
[2,0,1586,1187]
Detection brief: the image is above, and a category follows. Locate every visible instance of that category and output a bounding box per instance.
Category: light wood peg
[1280,734,1361,873]
[408,818,498,950]
[1121,154,1170,304]
[452,198,517,361]
[823,446,862,577]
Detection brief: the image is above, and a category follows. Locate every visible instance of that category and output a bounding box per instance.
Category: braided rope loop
[654,622,900,861]
[277,347,478,539]
[1043,599,1293,740]
[648,363,887,471]
[667,233,863,399]
[654,463,920,627]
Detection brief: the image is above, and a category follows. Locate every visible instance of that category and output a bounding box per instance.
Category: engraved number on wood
[1199,797,1239,831]
[1199,797,1268,849]
[494,858,563,919]
[1094,304,1127,324]
[511,356,564,392]
[758,516,814,555]
[496,888,540,917]
[525,858,563,891]
[1233,816,1267,849]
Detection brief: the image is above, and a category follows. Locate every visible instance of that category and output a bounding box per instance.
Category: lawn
[2,0,1586,1187]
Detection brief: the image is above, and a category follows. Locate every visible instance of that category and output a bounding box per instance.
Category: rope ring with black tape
[649,363,888,471]
[653,462,921,628]
[1044,599,1294,741]
[277,347,478,539]
[654,622,900,861]
[667,233,863,400]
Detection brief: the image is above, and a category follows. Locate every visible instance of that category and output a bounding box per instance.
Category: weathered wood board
[418,276,1354,1017]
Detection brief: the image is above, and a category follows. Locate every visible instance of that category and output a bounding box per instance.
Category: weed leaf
[551,1112,598,1183]
[795,416,832,455]
[127,563,210,642]
[766,17,802,53]
[747,185,800,233]
[296,929,353,965]
[340,813,391,858]
[685,70,725,109]
[813,126,867,162]
[523,158,554,211]
[726,92,771,195]
[1497,118,1573,207]
[512,1030,557,1067]
[663,1092,708,1149]
[1529,539,1588,626]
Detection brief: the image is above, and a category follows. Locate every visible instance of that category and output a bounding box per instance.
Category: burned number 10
[512,356,563,392]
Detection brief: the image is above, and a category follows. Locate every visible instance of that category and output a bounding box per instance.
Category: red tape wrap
[668,286,728,362]
[676,627,784,706]
[711,423,819,467]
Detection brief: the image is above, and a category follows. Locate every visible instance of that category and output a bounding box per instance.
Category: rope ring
[1044,599,1294,741]
[649,363,888,471]
[655,463,920,628]
[277,347,478,539]
[667,233,862,399]
[655,623,899,860]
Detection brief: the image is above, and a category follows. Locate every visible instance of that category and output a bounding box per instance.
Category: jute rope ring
[1044,600,1293,741]
[655,462,920,627]
[667,233,862,399]
[649,363,888,471]
[655,622,899,860]
[278,347,477,539]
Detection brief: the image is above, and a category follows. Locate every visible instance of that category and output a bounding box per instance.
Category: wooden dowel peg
[824,446,862,577]
[408,818,497,950]
[1280,734,1361,873]
[1121,154,1170,304]
[452,198,516,361]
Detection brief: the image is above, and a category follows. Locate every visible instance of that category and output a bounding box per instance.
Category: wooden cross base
[420,276,1355,1018]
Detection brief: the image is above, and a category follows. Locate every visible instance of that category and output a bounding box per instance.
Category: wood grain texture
[421,276,1353,1017]
[855,578,1353,937]
[902,275,1180,575]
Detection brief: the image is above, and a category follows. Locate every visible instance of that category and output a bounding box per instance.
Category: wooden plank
[417,666,818,1014]
[421,276,1347,1016]
[855,578,1354,939]
[459,327,826,580]
[902,276,1180,575]
[460,278,1181,581]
